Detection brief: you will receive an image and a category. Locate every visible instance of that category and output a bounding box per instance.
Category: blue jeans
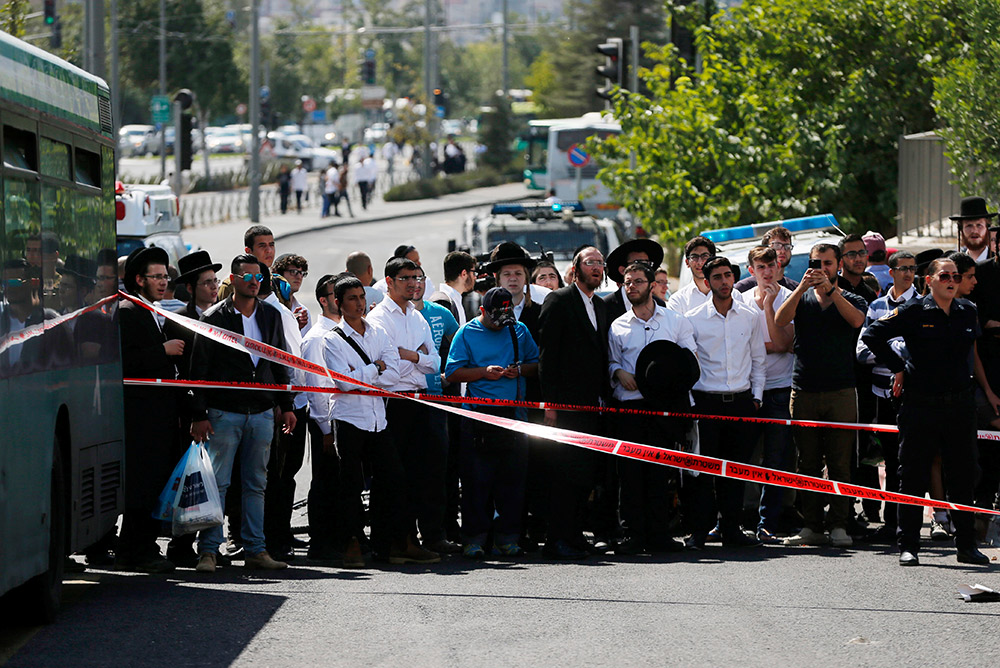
[756,387,794,532]
[198,408,274,556]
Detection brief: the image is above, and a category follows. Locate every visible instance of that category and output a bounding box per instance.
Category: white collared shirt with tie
[686,297,766,402]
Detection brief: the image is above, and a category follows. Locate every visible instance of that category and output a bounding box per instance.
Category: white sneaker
[930,520,951,541]
[829,527,853,547]
[782,527,830,546]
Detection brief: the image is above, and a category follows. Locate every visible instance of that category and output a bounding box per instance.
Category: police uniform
[861,294,982,558]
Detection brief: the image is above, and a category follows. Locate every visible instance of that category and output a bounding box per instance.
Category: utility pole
[87,0,105,79]
[629,25,639,94]
[422,0,433,178]
[501,0,509,97]
[159,0,167,183]
[249,0,261,222]
[111,0,120,158]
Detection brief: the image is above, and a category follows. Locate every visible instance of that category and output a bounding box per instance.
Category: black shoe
[224,543,245,561]
[268,546,296,562]
[306,546,341,563]
[615,537,646,556]
[957,547,991,566]
[647,537,686,553]
[859,525,895,544]
[64,556,86,573]
[289,535,309,548]
[84,548,115,567]
[590,537,611,554]
[167,548,199,569]
[684,534,707,551]
[124,556,175,574]
[899,551,920,566]
[722,530,762,547]
[543,540,588,560]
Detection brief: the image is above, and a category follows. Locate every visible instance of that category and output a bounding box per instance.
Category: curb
[274,194,540,243]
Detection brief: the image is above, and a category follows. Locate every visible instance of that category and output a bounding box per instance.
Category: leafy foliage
[478,94,517,171]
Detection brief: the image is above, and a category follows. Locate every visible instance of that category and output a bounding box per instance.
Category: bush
[382,168,517,201]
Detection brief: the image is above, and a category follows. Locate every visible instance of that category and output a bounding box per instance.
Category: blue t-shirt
[417,299,459,393]
[445,317,539,402]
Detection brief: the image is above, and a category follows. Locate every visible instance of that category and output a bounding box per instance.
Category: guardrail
[181,185,316,228]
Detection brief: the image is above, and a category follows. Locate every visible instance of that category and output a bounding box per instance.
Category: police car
[678,214,846,287]
[451,201,623,279]
[115,182,198,267]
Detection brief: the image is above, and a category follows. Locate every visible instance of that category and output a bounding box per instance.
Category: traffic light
[433,88,447,115]
[44,0,56,25]
[179,113,193,170]
[50,18,62,49]
[596,37,626,101]
[361,49,376,85]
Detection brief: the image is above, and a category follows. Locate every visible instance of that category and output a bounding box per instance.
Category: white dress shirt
[667,281,712,316]
[367,296,440,391]
[686,297,767,401]
[264,292,306,408]
[437,282,466,326]
[301,315,338,435]
[608,304,697,402]
[323,319,400,432]
[513,283,552,319]
[574,283,598,330]
[738,285,794,390]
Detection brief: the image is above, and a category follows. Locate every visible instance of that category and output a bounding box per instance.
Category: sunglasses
[935,272,962,283]
[238,273,264,283]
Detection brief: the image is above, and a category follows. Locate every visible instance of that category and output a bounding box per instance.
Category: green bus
[0,31,124,622]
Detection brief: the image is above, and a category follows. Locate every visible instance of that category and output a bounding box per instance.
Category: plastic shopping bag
[171,442,224,536]
[153,443,195,522]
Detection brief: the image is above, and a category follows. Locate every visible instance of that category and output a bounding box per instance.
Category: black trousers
[897,390,980,553]
[386,399,448,543]
[306,418,340,552]
[120,391,179,561]
[264,406,308,550]
[335,420,410,551]
[874,394,901,529]
[547,411,603,545]
[616,400,685,545]
[689,391,756,538]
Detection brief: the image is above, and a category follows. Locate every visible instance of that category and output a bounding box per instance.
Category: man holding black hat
[604,239,665,322]
[953,196,998,263]
[445,287,539,558]
[608,261,696,554]
[117,246,186,573]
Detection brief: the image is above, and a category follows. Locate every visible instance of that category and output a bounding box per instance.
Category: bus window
[74,147,101,187]
[40,137,71,180]
[3,125,38,171]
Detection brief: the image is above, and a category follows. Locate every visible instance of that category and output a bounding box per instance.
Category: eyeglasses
[238,273,264,283]
[582,259,606,267]
[623,279,649,287]
[393,274,421,282]
[686,253,712,262]
[935,272,962,282]
[769,242,794,251]
[843,250,869,260]
[655,278,669,285]
[892,265,917,273]
[197,278,221,287]
[143,274,169,281]
[284,269,308,278]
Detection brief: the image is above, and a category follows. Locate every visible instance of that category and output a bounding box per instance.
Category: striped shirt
[856,285,916,398]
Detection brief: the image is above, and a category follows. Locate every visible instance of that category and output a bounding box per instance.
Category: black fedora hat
[634,340,700,408]
[176,249,222,285]
[483,241,537,274]
[949,196,998,221]
[914,248,945,276]
[57,254,98,284]
[123,246,169,294]
[606,238,664,283]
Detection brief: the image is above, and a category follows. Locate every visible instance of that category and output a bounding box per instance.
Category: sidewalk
[182,181,532,252]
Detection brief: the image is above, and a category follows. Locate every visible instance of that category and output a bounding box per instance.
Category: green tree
[591,0,963,243]
[478,94,517,171]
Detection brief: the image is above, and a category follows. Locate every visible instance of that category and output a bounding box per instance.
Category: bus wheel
[22,439,67,624]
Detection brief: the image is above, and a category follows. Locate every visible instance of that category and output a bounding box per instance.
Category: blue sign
[259,85,270,101]
[435,105,445,118]
[311,109,327,122]
[365,48,376,60]
[567,144,590,168]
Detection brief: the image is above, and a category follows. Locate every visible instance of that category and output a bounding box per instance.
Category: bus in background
[0,31,124,622]
[522,113,622,212]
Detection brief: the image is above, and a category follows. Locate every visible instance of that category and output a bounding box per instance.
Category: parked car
[115,182,197,267]
[204,127,245,153]
[118,124,154,157]
[139,127,175,156]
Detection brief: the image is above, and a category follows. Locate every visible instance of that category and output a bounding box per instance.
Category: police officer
[862,257,991,567]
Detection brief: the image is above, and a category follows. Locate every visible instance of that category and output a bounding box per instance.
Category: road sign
[567,144,591,168]
[361,85,386,110]
[236,103,247,115]
[302,98,317,113]
[259,85,270,101]
[151,95,170,124]
[311,110,327,122]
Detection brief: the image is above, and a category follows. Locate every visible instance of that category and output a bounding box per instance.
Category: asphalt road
[4,205,1000,667]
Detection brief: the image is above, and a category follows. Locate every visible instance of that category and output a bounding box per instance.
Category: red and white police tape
[118,292,1000,518]
[0,293,117,355]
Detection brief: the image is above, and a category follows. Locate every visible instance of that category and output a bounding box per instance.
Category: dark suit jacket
[163,301,201,379]
[119,297,180,414]
[538,284,609,406]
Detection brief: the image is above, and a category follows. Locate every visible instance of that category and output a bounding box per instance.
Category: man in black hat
[174,250,222,321]
[117,246,186,573]
[485,242,544,340]
[445,286,539,558]
[608,261,696,554]
[603,239,666,322]
[953,196,998,263]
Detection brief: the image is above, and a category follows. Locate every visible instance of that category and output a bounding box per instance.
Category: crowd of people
[109,195,1000,574]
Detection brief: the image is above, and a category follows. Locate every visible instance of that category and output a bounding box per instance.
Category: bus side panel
[0,374,57,596]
